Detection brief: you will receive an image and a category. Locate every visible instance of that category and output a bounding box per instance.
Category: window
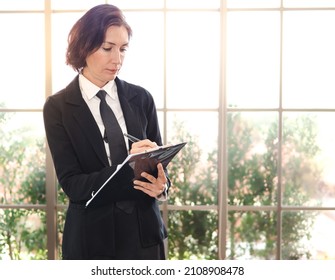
[1,0,335,260]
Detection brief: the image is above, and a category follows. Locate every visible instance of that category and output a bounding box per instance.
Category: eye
[102,47,112,52]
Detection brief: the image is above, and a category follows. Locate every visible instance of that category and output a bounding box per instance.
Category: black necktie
[96,90,127,165]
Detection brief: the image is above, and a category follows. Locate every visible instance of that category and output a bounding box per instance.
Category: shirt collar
[79,74,117,100]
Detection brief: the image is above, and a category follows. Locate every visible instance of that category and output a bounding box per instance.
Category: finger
[134,178,164,195]
[156,163,167,184]
[134,186,156,197]
[131,139,157,149]
[141,164,166,187]
[134,179,154,189]
[133,182,159,197]
[140,172,156,184]
[140,170,165,192]
[130,142,158,154]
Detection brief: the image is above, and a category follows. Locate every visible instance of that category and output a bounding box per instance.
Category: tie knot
[96,90,107,100]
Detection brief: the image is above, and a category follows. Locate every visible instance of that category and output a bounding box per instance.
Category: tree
[0,111,47,259]
[168,113,320,260]
[167,121,218,259]
[227,113,318,259]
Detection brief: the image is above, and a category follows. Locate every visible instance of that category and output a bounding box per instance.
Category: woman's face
[83,25,129,88]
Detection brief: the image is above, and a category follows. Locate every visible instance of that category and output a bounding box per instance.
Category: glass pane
[227,211,277,259]
[57,183,69,205]
[283,0,335,8]
[168,210,218,259]
[109,0,164,9]
[51,0,105,10]
[0,209,47,260]
[166,111,218,164]
[228,112,278,206]
[56,209,66,260]
[167,112,218,206]
[120,12,164,108]
[0,0,43,10]
[282,211,335,259]
[52,13,84,93]
[167,0,220,9]
[166,12,220,109]
[282,113,335,207]
[0,112,46,205]
[227,0,280,8]
[157,111,165,141]
[226,11,280,108]
[282,11,335,108]
[0,14,45,109]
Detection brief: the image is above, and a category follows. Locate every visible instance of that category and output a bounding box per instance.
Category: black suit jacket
[43,75,168,259]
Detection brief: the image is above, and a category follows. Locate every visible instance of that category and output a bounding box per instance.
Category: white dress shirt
[79,74,129,166]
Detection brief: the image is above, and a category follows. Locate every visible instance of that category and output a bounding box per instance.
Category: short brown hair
[66,4,132,72]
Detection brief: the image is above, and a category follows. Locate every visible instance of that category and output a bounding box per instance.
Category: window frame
[1,0,335,260]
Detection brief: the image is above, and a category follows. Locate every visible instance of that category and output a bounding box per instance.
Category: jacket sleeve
[135,87,172,193]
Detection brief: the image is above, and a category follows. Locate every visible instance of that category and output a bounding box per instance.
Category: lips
[106,68,119,74]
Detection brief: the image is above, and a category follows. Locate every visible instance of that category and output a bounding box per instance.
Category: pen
[123,133,141,143]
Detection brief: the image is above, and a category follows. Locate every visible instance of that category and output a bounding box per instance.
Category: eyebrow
[103,41,129,47]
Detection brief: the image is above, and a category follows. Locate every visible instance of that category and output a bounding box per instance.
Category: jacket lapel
[115,78,143,146]
[65,76,109,166]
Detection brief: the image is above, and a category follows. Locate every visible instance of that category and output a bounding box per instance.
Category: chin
[106,73,117,81]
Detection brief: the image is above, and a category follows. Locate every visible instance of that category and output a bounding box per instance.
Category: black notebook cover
[85,142,187,207]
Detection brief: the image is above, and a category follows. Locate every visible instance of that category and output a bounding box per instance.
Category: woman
[43,4,169,260]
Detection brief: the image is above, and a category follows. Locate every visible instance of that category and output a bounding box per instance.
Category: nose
[111,49,122,65]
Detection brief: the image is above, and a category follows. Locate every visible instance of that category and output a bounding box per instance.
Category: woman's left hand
[133,163,167,197]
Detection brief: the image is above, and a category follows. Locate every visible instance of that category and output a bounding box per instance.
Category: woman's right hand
[129,139,157,154]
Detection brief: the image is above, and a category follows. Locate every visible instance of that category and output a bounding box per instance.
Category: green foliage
[227,113,319,259]
[56,185,68,259]
[0,112,47,259]
[168,113,320,260]
[168,121,218,259]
